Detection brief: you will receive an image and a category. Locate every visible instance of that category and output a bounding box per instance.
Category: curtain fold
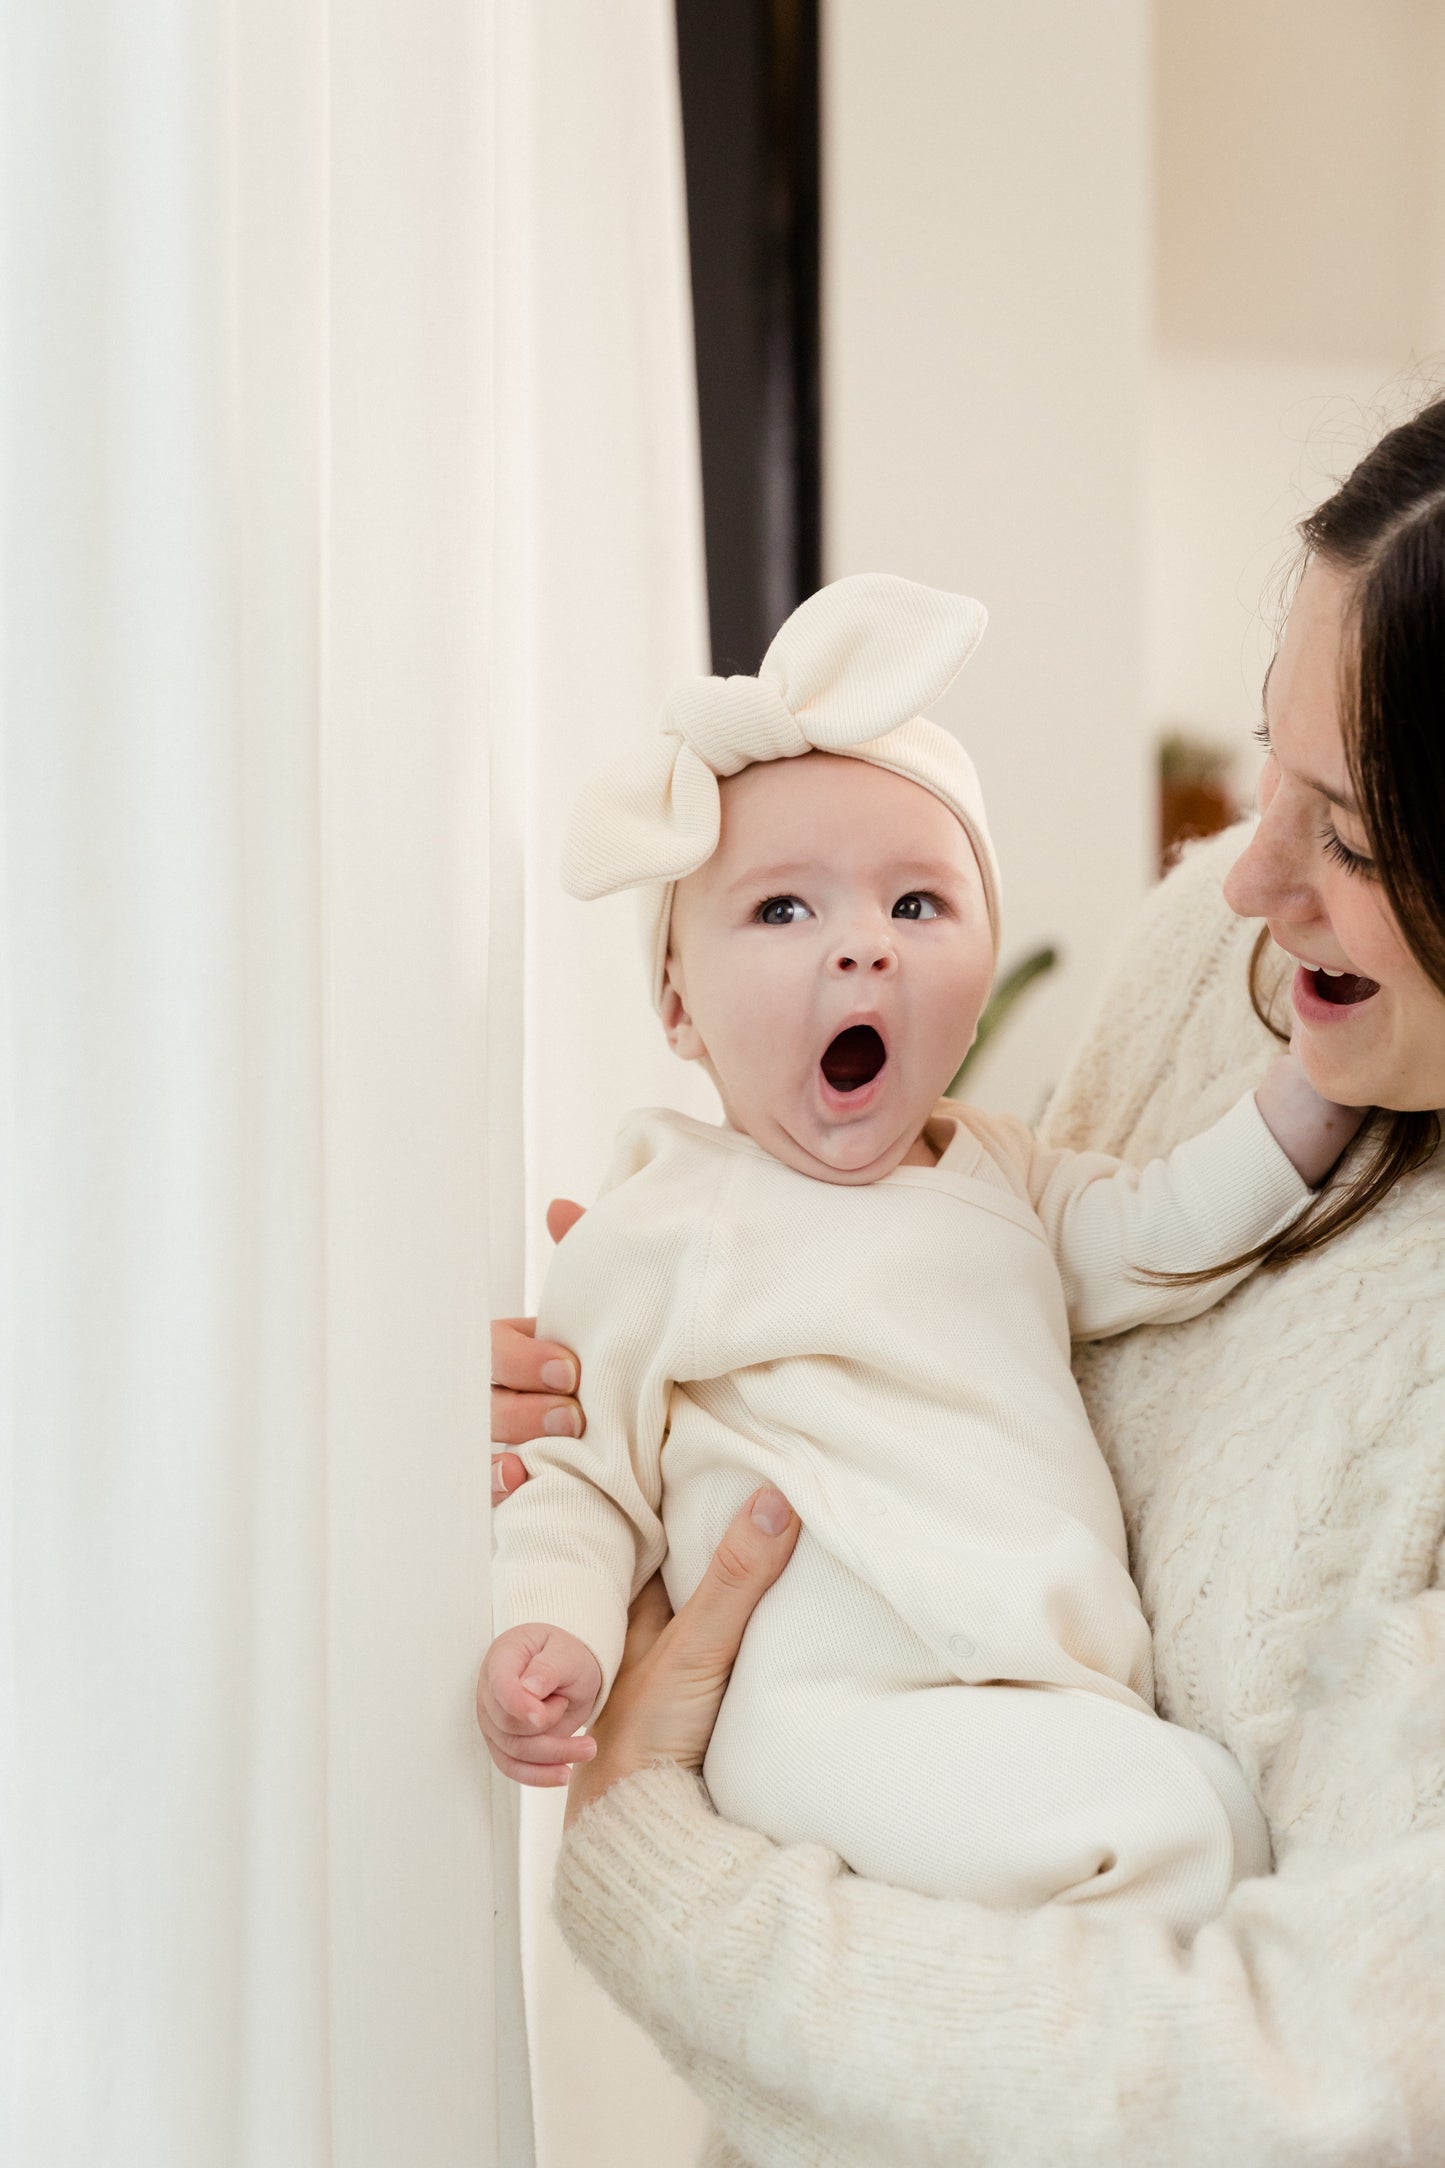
[1,3,519,2160]
[500,7,715,2165]
[1,2,704,2160]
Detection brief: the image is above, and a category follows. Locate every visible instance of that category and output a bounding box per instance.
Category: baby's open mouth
[820,1024,887,1092]
[1308,966,1379,1007]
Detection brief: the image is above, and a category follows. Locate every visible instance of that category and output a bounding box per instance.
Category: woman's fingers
[490,1316,584,1447]
[563,1492,800,1825]
[488,1204,586,1456]
[490,1389,581,1447]
[666,1489,800,1686]
[490,1315,579,1397]
[545,1197,586,1245]
[491,1451,529,1503]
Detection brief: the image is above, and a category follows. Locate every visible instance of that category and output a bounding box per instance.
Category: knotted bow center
[662,671,811,775]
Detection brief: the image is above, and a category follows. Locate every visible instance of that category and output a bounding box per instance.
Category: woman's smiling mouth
[1292,963,1380,1024]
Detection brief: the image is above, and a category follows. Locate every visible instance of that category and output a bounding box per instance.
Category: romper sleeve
[554,1581,1445,2166]
[490,1127,708,1712]
[1002,1088,1314,1339]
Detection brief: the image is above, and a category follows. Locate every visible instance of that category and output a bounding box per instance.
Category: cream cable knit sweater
[553,827,1445,2168]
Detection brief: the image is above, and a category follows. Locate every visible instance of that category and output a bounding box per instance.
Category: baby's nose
[830,936,897,975]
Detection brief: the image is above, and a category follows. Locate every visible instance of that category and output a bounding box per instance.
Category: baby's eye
[755,894,813,925]
[893,892,941,921]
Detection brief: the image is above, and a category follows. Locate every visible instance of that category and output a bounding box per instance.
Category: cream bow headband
[562,572,1001,1010]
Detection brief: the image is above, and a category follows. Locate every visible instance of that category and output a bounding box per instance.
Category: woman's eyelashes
[1251,719,1375,876]
[1319,825,1375,877]
[752,891,946,925]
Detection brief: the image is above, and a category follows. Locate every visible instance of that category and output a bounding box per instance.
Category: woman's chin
[1294,1035,1365,1109]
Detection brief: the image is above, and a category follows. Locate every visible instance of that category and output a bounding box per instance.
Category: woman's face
[1223,554,1445,1112]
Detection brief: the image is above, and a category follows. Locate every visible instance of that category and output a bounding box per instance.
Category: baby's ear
[659,961,706,1062]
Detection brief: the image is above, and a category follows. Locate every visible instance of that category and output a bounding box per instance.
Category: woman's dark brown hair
[1150,397,1445,1288]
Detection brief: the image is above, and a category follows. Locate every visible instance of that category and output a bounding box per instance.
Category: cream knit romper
[493,1090,1310,1932]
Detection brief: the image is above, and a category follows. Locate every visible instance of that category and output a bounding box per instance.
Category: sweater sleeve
[489,1153,699,1711]
[1010,1088,1313,1339]
[553,1664,1445,2168]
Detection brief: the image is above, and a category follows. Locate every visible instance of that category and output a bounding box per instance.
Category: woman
[489,402,1445,2163]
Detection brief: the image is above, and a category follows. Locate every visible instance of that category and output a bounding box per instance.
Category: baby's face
[663,753,993,1184]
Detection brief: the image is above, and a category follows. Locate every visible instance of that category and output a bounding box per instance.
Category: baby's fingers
[518,1654,572,1703]
[488,1732,598,1787]
[485,1665,554,1733]
[504,1728,598,1769]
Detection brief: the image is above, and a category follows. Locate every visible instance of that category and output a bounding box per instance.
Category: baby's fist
[476,1623,603,1787]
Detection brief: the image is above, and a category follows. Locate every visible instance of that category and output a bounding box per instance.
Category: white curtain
[489,9,716,2165]
[1,1,710,2162]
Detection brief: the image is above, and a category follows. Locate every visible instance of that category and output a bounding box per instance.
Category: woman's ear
[659,959,707,1062]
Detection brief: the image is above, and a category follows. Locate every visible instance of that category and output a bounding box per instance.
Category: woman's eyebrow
[1309,774,1362,816]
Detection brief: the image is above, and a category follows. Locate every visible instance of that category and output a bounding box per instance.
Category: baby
[480,574,1362,1933]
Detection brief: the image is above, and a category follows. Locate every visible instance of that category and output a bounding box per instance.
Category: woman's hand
[490,1198,585,1503]
[564,1487,801,1829]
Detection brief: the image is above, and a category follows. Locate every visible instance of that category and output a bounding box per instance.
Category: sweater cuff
[554,1762,775,1985]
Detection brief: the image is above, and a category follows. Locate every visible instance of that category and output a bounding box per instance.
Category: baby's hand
[476,1624,603,1787]
[1255,1046,1368,1188]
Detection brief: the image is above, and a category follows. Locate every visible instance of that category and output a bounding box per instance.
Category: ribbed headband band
[561,572,1001,1011]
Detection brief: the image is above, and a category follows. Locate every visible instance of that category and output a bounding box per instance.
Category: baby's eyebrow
[722,856,967,896]
[723,862,816,892]
[884,858,968,884]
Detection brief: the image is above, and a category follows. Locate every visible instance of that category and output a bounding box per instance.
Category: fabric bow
[560,571,999,1009]
[563,573,988,903]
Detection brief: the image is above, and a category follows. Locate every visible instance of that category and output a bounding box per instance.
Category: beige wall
[1146,355,1442,792]
[1148,0,1445,794]
[1156,0,1445,362]
[824,0,1154,1120]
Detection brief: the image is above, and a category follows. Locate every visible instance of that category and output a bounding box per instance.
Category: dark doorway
[674,0,821,674]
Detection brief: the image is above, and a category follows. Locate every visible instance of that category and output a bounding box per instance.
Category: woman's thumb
[672,1489,800,1671]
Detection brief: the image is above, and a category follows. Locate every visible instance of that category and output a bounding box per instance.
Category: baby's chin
[728,1097,937,1187]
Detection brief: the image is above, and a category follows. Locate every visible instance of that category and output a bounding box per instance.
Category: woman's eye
[755,894,812,925]
[1251,720,1273,753]
[1319,825,1375,878]
[893,892,941,921]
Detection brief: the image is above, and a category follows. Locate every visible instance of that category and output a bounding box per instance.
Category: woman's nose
[1222,775,1316,924]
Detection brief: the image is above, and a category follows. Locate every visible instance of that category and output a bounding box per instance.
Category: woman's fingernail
[543,1406,580,1436]
[540,1359,576,1393]
[751,1488,791,1535]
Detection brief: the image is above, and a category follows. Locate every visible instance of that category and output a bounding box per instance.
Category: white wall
[823,0,1154,1121]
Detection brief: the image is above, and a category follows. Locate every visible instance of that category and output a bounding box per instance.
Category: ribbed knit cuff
[1178,1088,1314,1247]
